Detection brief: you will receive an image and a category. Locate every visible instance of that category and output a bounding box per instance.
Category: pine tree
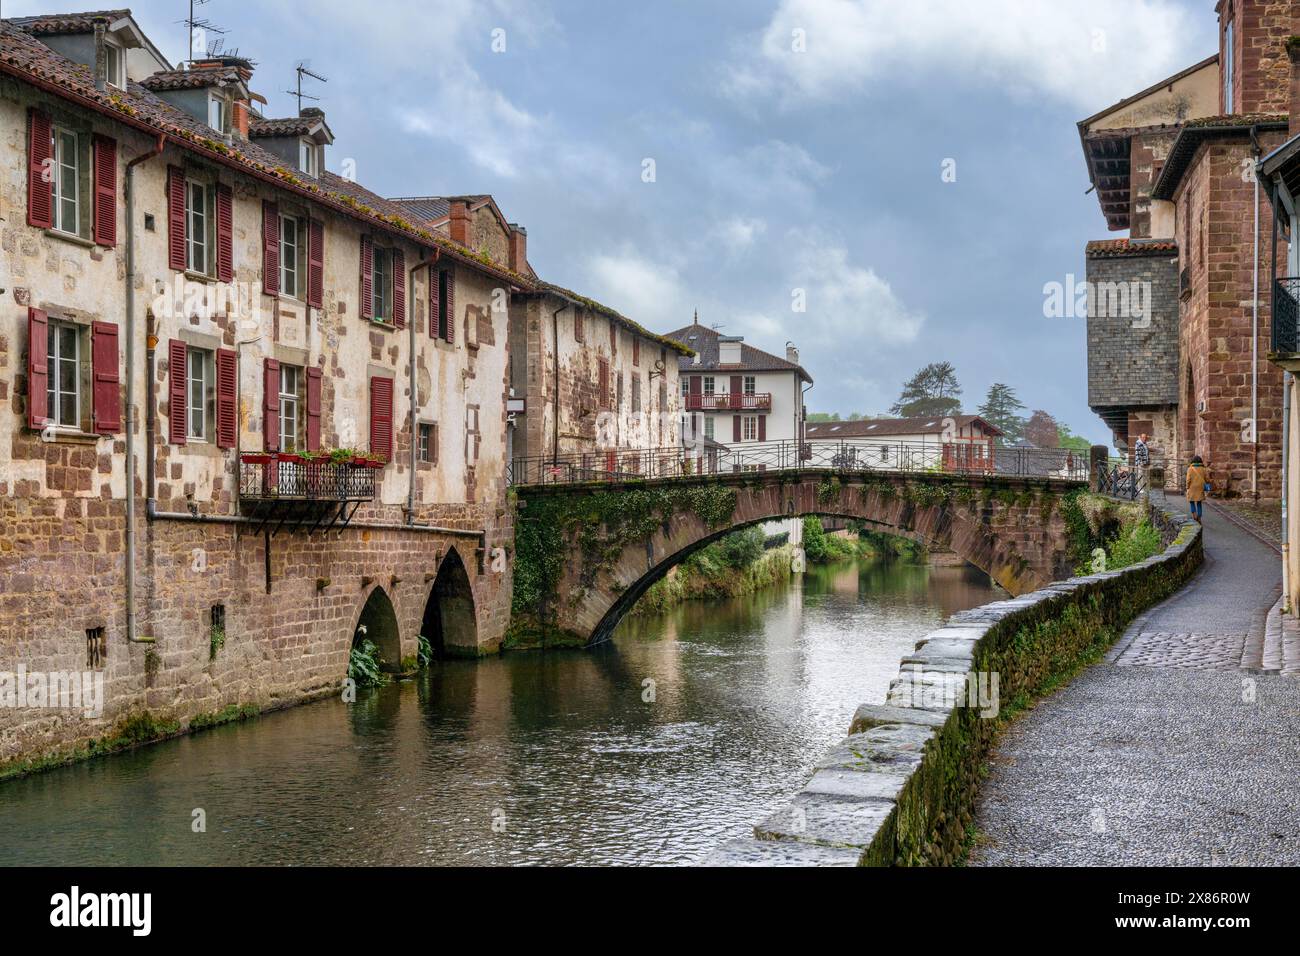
[890,362,962,418]
[977,383,1026,443]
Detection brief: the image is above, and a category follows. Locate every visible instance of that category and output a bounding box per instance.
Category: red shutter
[598,358,609,408]
[305,366,322,452]
[360,236,374,320]
[729,375,742,409]
[263,358,280,451]
[307,219,324,309]
[91,321,120,433]
[392,249,406,328]
[26,308,49,430]
[733,415,741,443]
[92,135,117,247]
[27,109,53,229]
[633,338,640,367]
[429,266,441,338]
[370,376,393,461]
[262,201,279,295]
[444,268,455,343]
[758,416,766,442]
[168,339,188,444]
[167,166,186,271]
[216,348,237,448]
[689,376,701,395]
[215,183,233,282]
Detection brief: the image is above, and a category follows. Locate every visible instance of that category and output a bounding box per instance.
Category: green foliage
[802,517,855,563]
[1106,520,1163,570]
[977,383,1026,443]
[891,361,962,418]
[209,623,225,661]
[717,526,765,570]
[348,639,389,687]
[417,634,434,667]
[189,704,259,733]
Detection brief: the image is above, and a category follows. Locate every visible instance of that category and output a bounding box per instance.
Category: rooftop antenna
[287,61,328,114]
[181,0,226,66]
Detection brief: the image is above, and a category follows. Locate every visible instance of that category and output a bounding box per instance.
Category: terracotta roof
[10,9,130,35]
[389,195,491,224]
[534,282,693,356]
[1085,238,1178,258]
[138,66,241,92]
[1151,113,1288,200]
[249,116,316,137]
[664,321,812,382]
[0,18,530,289]
[806,415,1002,439]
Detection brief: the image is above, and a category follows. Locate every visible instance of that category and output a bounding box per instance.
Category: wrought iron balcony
[683,392,773,412]
[1272,277,1300,354]
[239,453,380,502]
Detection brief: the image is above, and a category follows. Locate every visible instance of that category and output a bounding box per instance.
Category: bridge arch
[420,547,478,658]
[354,585,401,671]
[516,472,1076,647]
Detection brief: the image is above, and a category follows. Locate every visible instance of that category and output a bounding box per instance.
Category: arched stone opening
[420,548,478,658]
[354,586,402,672]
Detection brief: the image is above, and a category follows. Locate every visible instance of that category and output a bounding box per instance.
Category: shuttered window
[307,220,324,309]
[215,183,233,282]
[27,109,53,229]
[168,339,188,444]
[263,358,280,452]
[91,322,120,434]
[360,236,373,320]
[305,367,322,452]
[279,364,303,453]
[92,135,116,247]
[262,201,280,295]
[216,348,237,448]
[167,166,186,271]
[369,376,393,461]
[598,358,610,409]
[186,179,212,275]
[392,249,406,328]
[186,348,214,442]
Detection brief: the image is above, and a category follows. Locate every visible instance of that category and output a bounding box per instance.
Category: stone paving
[970,499,1300,866]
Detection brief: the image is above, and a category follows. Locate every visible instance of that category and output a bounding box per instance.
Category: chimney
[786,342,800,365]
[1288,37,1300,139]
[508,224,527,273]
[449,200,471,246]
[232,100,250,139]
[92,16,108,92]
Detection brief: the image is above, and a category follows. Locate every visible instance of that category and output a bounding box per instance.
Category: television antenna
[181,0,227,65]
[287,62,328,114]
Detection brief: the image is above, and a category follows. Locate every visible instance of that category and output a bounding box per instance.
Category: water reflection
[0,560,1001,866]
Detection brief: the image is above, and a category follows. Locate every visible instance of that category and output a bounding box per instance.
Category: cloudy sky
[14,0,1222,441]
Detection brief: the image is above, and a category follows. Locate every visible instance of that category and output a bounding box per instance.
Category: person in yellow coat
[1185,455,1209,523]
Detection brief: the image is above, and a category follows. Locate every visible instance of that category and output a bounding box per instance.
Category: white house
[805,416,1003,473]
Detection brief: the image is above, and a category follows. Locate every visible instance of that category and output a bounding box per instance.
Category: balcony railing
[1272,277,1300,354]
[239,453,380,502]
[683,392,773,412]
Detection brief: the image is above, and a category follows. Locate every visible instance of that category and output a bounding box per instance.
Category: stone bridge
[509,469,1083,648]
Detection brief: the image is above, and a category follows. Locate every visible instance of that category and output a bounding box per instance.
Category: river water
[0,559,1000,866]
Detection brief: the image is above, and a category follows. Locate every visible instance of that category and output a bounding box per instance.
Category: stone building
[0,11,541,768]
[1080,0,1294,501]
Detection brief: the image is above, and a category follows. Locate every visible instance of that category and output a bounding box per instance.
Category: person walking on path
[1186,455,1209,523]
[1134,433,1151,503]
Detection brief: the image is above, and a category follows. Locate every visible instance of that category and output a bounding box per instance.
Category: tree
[807,412,841,423]
[891,362,962,418]
[977,383,1026,443]
[1024,410,1061,448]
[1057,423,1092,452]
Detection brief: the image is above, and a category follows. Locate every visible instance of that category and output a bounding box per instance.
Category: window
[104,41,126,89]
[280,213,304,298]
[419,422,437,464]
[703,376,715,396]
[46,320,81,429]
[186,347,214,441]
[703,416,715,440]
[681,378,689,397]
[631,374,641,413]
[208,94,229,135]
[465,406,481,465]
[186,179,211,274]
[52,127,81,236]
[743,416,758,441]
[372,246,393,321]
[743,376,756,396]
[299,140,321,178]
[279,364,302,452]
[1223,19,1234,112]
[574,310,584,343]
[86,627,106,668]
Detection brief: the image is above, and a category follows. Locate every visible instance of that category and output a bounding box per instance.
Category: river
[0,558,1000,866]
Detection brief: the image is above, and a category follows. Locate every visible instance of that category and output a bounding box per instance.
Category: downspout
[125,133,166,643]
[1284,372,1293,612]
[551,302,567,464]
[1252,125,1262,500]
[406,249,440,525]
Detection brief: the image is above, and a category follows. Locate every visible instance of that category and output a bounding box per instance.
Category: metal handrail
[683,392,774,411]
[1272,276,1300,353]
[508,439,1090,486]
[239,455,378,501]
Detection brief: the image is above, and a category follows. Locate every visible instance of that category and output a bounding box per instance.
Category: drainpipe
[551,302,567,464]
[1252,126,1262,500]
[125,133,166,643]
[406,249,440,525]
[1285,372,1293,612]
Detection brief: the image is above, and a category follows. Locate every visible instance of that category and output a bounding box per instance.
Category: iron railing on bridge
[508,439,1090,486]
[1093,459,1148,501]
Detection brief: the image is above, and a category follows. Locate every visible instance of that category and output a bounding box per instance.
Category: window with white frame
[104,40,126,89]
[703,376,715,396]
[52,126,81,236]
[1223,20,1234,112]
[186,348,214,441]
[186,179,212,274]
[299,140,322,178]
[279,364,302,452]
[743,416,758,441]
[703,416,715,441]
[208,94,230,135]
[46,320,81,429]
[680,378,689,397]
[743,375,756,396]
[280,213,305,299]
[372,246,393,321]
[418,422,437,464]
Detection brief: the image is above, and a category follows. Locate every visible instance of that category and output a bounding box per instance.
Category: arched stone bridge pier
[511,470,1081,647]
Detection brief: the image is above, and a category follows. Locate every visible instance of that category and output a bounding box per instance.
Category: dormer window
[298,140,322,178]
[104,40,126,89]
[208,94,230,135]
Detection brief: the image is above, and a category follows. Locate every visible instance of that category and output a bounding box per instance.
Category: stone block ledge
[699,499,1203,867]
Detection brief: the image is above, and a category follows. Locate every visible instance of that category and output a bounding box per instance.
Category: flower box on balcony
[240,453,274,465]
